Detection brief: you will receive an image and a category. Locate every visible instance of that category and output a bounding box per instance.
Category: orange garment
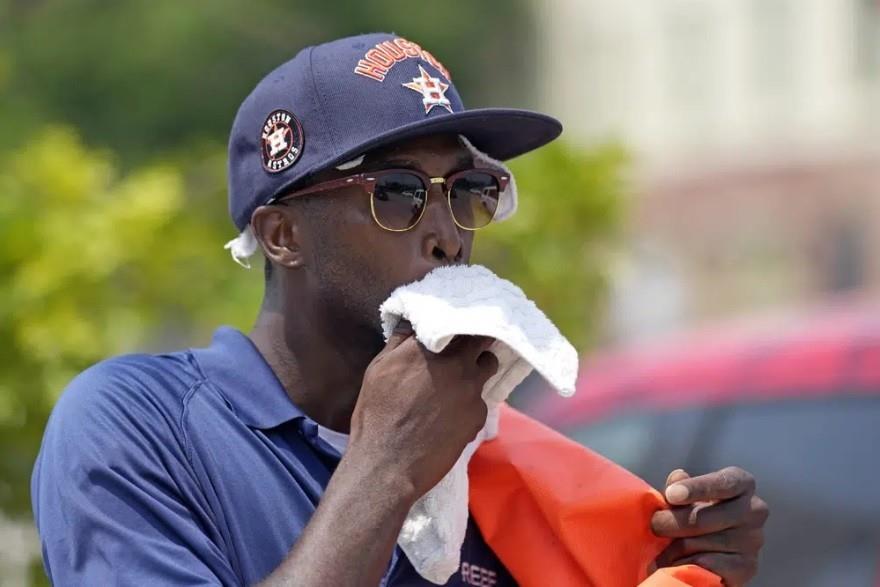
[468,405,721,587]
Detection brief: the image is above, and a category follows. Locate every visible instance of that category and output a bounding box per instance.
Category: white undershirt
[316,423,349,455]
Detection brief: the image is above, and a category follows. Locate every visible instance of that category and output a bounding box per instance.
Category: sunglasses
[273,168,510,232]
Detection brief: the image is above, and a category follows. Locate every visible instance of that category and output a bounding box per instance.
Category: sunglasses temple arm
[279,175,368,201]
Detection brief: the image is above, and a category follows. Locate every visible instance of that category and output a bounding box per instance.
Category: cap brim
[317,108,562,176]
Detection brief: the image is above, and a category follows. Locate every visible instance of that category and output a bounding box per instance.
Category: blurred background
[0,1,877,585]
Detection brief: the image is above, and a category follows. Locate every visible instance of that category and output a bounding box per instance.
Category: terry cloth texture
[379,264,578,583]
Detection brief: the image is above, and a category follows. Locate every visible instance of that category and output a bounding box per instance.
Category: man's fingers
[667,552,758,587]
[443,334,495,358]
[656,527,765,564]
[666,469,690,488]
[462,335,496,357]
[652,493,751,538]
[654,471,767,586]
[665,466,755,505]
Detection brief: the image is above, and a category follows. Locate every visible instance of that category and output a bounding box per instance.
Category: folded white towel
[379,264,578,584]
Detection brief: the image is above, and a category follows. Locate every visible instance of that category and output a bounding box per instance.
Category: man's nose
[419,185,464,263]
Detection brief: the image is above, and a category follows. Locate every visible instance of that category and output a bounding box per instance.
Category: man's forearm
[257,446,417,587]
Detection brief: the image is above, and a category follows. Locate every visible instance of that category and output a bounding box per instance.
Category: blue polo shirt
[31,327,516,586]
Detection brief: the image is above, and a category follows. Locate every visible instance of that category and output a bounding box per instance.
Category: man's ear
[250,204,306,269]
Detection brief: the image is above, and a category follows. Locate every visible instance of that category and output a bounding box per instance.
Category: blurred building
[535,0,880,341]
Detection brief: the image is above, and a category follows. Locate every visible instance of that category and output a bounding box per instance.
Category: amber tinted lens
[449,172,500,229]
[372,173,427,230]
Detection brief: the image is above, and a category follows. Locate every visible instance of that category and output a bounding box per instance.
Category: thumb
[665,469,691,503]
[384,318,414,350]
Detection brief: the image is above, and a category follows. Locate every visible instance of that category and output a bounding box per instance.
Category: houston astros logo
[402,65,453,115]
[260,109,304,173]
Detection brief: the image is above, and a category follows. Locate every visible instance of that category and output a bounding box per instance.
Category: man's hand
[350,319,499,499]
[260,321,498,587]
[651,467,769,586]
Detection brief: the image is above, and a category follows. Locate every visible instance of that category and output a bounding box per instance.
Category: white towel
[379,264,578,584]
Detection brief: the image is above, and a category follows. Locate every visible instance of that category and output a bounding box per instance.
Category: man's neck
[249,306,381,433]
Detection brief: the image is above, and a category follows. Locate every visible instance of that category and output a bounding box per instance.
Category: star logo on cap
[402,64,453,114]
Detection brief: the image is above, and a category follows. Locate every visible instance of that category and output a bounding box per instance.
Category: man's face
[296,134,476,345]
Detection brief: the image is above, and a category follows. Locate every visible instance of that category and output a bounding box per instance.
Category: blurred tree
[0,127,262,515]
[0,0,536,161]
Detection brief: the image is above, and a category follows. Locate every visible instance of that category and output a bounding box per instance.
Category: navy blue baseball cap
[227,32,563,232]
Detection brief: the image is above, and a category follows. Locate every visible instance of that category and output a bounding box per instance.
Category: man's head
[251,133,478,345]
[224,32,562,345]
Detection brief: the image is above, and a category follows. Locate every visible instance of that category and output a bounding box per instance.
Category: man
[32,33,767,586]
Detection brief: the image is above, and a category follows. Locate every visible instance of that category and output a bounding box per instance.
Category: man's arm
[258,324,498,586]
[255,445,416,586]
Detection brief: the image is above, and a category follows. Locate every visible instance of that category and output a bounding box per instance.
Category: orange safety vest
[469,405,721,587]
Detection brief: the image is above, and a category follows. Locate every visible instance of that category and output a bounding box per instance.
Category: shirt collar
[191,326,305,429]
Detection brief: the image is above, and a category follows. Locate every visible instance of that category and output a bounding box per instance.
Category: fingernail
[667,468,687,483]
[666,483,689,504]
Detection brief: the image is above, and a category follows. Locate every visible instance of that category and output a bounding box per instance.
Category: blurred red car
[526,301,880,587]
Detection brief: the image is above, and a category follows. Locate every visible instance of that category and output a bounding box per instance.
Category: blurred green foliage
[0,0,536,160]
[0,128,263,515]
[0,0,626,546]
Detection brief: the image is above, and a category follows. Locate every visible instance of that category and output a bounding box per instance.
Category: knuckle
[715,468,743,494]
[726,466,755,491]
[650,511,664,531]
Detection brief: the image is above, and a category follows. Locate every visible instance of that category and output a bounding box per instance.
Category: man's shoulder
[49,349,203,434]
[33,350,209,504]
